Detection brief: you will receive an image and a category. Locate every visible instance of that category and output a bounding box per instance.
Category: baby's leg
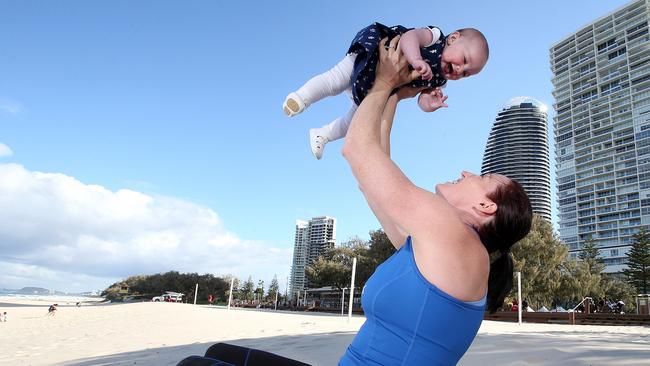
[321,99,358,141]
[294,53,356,107]
[309,99,358,160]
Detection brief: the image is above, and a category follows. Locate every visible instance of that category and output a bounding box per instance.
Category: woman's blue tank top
[339,236,485,366]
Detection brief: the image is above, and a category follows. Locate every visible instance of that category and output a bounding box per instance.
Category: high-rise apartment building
[481,97,552,221]
[289,220,309,298]
[289,216,336,297]
[550,0,650,273]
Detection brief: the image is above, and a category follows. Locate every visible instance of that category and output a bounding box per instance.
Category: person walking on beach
[337,36,532,365]
[47,304,57,316]
[0,311,6,322]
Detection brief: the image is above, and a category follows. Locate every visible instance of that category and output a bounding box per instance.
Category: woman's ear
[475,201,497,216]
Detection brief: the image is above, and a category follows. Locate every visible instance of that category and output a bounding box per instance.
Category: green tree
[556,237,608,305]
[267,275,280,301]
[306,256,350,289]
[306,236,370,289]
[102,281,128,300]
[255,279,265,300]
[602,275,637,309]
[558,258,603,306]
[511,216,568,309]
[367,229,397,266]
[199,273,230,303]
[240,276,255,301]
[226,276,240,302]
[623,229,650,294]
[351,229,399,287]
[102,271,230,303]
[579,237,605,275]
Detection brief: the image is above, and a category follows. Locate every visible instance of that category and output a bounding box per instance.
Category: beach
[0,297,648,366]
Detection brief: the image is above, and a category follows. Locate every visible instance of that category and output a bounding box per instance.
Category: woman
[338,36,532,365]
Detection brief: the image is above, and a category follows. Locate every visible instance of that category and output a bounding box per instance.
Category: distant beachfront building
[550,0,650,272]
[289,216,336,298]
[481,97,552,221]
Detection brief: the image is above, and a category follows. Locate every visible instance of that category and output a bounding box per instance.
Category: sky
[0,0,634,293]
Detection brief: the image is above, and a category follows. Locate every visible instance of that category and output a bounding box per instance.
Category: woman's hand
[374,36,421,93]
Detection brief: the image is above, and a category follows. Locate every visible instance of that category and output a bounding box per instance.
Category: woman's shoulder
[412,193,466,231]
[409,198,490,301]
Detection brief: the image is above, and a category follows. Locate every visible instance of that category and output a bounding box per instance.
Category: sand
[461,320,650,366]
[0,297,648,365]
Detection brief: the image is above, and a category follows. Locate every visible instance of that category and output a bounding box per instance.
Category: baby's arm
[399,28,436,80]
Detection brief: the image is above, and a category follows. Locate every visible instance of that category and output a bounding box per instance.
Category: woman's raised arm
[342,36,438,245]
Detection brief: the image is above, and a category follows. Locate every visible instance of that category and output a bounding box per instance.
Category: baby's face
[440,34,488,81]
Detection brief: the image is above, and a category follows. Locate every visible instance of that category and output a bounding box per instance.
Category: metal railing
[570,297,594,325]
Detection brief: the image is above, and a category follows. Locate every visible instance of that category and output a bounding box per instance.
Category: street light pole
[285,276,289,306]
[274,290,279,310]
[517,271,522,325]
[348,257,357,322]
[227,277,234,310]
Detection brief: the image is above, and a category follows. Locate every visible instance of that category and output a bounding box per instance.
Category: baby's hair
[456,28,489,60]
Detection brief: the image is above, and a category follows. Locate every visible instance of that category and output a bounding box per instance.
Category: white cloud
[0,163,292,292]
[0,143,12,157]
[0,98,23,115]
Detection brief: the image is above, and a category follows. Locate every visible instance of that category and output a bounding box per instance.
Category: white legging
[295,54,358,141]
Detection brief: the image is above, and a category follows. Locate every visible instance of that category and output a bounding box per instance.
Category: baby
[283,22,489,159]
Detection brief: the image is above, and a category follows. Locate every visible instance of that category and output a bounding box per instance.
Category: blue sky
[0,0,633,292]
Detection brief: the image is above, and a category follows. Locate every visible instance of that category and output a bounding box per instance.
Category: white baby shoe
[309,128,329,160]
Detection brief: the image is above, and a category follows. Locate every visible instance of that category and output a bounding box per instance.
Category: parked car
[152,292,184,302]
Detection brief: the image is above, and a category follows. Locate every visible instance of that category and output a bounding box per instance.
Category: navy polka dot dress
[347,22,447,105]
